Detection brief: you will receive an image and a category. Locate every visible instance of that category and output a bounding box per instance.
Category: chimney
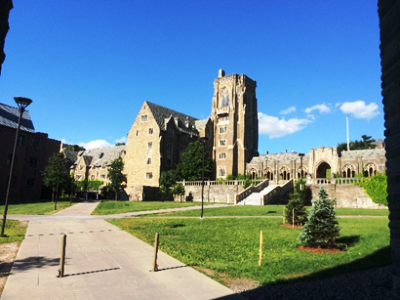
[218,69,225,78]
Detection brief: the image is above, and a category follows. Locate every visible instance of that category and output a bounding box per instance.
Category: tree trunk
[115,190,117,201]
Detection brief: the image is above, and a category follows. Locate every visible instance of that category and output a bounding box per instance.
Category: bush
[355,173,387,206]
[298,186,342,249]
[285,191,308,225]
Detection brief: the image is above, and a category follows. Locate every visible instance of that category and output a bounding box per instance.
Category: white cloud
[258,112,312,138]
[305,104,331,114]
[340,101,379,120]
[115,136,127,144]
[279,106,296,115]
[78,140,112,150]
[61,138,67,144]
[335,102,341,108]
[306,114,315,121]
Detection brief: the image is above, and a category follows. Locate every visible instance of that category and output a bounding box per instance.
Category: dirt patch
[297,245,345,254]
[194,266,258,293]
[0,242,20,296]
[281,223,303,229]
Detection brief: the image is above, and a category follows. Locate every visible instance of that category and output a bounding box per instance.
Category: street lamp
[1,97,32,237]
[199,136,208,219]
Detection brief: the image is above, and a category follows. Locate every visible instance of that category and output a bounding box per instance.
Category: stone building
[0,102,61,203]
[246,146,386,183]
[70,145,126,188]
[125,70,258,200]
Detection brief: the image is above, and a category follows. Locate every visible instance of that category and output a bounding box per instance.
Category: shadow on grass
[166,224,186,228]
[267,211,277,214]
[337,235,360,247]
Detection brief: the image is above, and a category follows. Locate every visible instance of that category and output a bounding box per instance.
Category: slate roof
[195,118,209,130]
[341,148,385,159]
[75,145,126,167]
[249,152,309,164]
[0,102,35,133]
[146,101,199,135]
[63,150,79,165]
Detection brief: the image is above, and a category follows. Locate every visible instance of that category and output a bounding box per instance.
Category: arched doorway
[316,162,331,178]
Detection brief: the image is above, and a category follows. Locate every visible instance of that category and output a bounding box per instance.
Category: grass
[92,200,228,215]
[0,219,28,244]
[141,205,389,217]
[109,217,390,286]
[0,201,75,215]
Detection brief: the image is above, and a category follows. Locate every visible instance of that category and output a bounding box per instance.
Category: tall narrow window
[147,142,152,157]
[148,128,153,135]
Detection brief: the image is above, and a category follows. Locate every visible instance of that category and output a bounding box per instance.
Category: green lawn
[141,205,389,217]
[92,200,228,215]
[109,217,390,286]
[0,219,28,244]
[0,201,75,215]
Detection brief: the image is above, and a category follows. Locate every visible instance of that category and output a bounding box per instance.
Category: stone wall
[180,183,244,203]
[310,184,387,209]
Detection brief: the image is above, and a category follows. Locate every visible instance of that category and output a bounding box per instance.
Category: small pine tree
[298,186,341,249]
[285,191,308,225]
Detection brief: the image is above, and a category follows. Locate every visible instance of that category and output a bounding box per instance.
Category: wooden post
[292,208,294,228]
[152,232,159,272]
[58,234,66,278]
[283,206,285,223]
[258,231,263,266]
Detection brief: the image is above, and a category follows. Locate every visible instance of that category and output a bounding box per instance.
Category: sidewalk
[2,202,244,300]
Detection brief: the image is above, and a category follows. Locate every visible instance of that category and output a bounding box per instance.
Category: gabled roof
[195,118,210,130]
[63,150,79,164]
[146,101,198,131]
[75,145,126,167]
[0,102,35,133]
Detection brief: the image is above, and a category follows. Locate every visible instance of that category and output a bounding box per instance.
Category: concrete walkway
[2,202,244,300]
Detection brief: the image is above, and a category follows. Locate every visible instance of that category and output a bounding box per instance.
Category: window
[75,175,81,180]
[26,178,36,189]
[219,115,229,122]
[219,140,227,146]
[141,115,148,122]
[147,158,152,165]
[219,153,226,159]
[168,129,174,137]
[221,89,229,107]
[136,130,139,136]
[218,169,226,177]
[29,157,39,169]
[91,175,95,180]
[146,172,153,180]
[167,143,173,157]
[79,165,84,170]
[147,142,153,157]
[219,127,227,134]
[148,128,153,135]
[18,135,25,147]
[100,174,106,179]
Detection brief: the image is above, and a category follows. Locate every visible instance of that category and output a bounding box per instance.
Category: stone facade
[247,147,386,183]
[125,70,258,200]
[378,0,400,296]
[70,145,126,189]
[0,102,61,203]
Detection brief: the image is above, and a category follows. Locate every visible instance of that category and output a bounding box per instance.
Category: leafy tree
[42,153,70,210]
[285,179,307,225]
[115,142,126,146]
[171,184,185,202]
[64,173,77,204]
[176,141,213,181]
[298,186,341,249]
[159,169,177,201]
[337,135,376,153]
[107,158,127,201]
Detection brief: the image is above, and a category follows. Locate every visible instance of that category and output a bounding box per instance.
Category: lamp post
[299,153,305,191]
[1,97,32,237]
[199,137,208,219]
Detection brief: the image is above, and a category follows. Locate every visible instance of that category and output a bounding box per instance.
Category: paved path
[2,202,244,300]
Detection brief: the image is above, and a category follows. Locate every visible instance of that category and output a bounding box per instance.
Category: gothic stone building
[125,70,258,200]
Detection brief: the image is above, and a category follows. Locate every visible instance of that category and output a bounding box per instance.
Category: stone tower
[211,70,258,178]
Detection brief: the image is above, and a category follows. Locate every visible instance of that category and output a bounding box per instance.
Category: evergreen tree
[285,179,307,225]
[159,169,177,201]
[107,158,127,201]
[298,186,341,248]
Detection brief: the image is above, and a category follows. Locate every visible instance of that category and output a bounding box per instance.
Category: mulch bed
[281,223,303,229]
[297,245,344,254]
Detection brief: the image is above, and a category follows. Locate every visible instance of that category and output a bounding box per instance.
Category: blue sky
[0,1,383,154]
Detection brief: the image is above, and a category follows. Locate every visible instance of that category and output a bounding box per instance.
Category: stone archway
[279,166,290,180]
[342,163,356,178]
[263,167,273,181]
[316,162,331,178]
[364,163,377,177]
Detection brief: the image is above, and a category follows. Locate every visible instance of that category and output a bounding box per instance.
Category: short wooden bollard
[152,233,159,272]
[283,206,285,223]
[292,209,294,228]
[258,231,263,266]
[58,234,66,278]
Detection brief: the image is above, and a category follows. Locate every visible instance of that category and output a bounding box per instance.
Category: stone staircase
[237,184,278,205]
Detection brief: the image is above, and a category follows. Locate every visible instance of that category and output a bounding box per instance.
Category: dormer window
[99,153,104,158]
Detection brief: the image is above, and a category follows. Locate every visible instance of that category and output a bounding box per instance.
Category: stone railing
[178,179,264,186]
[280,179,294,194]
[308,178,364,185]
[254,179,269,193]
[235,179,269,204]
[216,106,230,115]
[262,179,293,205]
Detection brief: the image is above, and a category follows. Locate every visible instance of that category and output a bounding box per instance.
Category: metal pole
[152,232,159,272]
[59,234,67,277]
[258,230,263,266]
[201,141,205,219]
[1,107,24,237]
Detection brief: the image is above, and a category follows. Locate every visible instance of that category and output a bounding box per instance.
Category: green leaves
[107,158,127,200]
[42,153,70,192]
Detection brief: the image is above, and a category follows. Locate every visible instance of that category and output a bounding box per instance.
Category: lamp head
[14,97,32,109]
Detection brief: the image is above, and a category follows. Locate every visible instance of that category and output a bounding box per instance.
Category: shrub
[285,191,308,225]
[355,173,387,206]
[298,186,342,249]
